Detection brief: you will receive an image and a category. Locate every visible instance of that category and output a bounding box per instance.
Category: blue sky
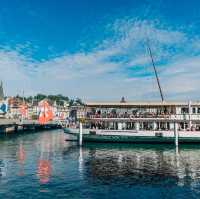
[0,0,200,101]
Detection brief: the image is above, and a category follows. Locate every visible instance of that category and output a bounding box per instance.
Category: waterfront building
[7,97,23,119]
[27,101,39,120]
[7,97,70,121]
[52,100,70,121]
[8,97,39,120]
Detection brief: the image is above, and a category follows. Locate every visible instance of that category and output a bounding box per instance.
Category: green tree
[75,98,84,105]
[34,94,47,102]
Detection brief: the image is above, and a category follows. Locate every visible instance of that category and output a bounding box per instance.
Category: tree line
[15,94,84,106]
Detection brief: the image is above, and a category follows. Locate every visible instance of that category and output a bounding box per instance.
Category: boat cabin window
[198,108,200,114]
[181,107,189,114]
[193,107,196,114]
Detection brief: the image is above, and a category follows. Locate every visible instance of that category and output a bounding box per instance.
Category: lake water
[1,130,200,198]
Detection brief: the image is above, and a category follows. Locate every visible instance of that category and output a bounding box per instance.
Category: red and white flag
[38,100,53,124]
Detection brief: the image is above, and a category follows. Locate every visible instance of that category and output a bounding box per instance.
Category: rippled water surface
[1,130,200,198]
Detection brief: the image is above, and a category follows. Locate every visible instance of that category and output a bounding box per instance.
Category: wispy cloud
[1,18,200,101]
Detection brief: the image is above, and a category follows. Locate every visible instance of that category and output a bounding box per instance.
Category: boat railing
[84,113,200,122]
[87,113,172,119]
[170,114,200,120]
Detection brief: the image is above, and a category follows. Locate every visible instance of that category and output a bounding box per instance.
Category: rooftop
[85,101,200,108]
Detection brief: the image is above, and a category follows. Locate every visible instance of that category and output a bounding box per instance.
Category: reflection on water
[79,147,84,179]
[86,144,200,185]
[83,144,200,198]
[17,142,26,176]
[0,160,6,177]
[85,145,180,185]
[17,142,26,164]
[37,159,51,184]
[36,134,52,184]
[1,131,200,198]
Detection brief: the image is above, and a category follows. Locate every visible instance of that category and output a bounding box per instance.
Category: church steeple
[0,81,4,100]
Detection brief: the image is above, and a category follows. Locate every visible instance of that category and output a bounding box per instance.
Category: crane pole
[147,43,164,102]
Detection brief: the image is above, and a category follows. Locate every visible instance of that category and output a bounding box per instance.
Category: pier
[0,119,62,134]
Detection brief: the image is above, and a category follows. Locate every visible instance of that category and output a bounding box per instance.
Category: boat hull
[63,128,200,144]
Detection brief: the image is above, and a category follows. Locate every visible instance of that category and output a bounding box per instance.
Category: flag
[38,100,53,124]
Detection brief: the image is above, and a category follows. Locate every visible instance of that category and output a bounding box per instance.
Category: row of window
[181,107,200,114]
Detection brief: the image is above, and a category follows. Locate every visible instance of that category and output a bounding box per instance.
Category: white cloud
[0,50,34,95]
[1,18,200,101]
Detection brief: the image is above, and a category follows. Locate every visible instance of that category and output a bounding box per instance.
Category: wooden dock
[0,119,62,134]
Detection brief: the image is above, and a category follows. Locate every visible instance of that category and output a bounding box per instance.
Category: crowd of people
[86,110,172,119]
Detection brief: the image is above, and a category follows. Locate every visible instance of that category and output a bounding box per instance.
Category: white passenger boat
[64,101,200,144]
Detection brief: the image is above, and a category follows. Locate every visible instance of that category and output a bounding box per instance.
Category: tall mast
[146,41,164,102]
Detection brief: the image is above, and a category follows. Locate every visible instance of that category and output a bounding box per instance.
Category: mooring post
[188,100,192,130]
[174,122,179,147]
[79,122,83,146]
[14,125,18,133]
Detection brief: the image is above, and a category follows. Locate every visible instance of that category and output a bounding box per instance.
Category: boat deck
[65,128,200,138]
